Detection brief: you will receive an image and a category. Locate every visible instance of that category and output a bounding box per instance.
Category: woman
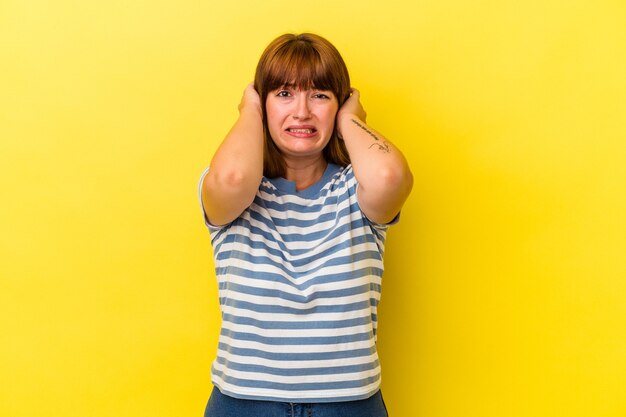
[199,33,413,416]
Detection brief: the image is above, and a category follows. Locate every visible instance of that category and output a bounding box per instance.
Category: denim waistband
[204,386,389,417]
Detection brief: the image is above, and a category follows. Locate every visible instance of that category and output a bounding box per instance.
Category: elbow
[377,165,413,195]
[216,169,247,188]
[203,167,261,208]
[206,168,250,191]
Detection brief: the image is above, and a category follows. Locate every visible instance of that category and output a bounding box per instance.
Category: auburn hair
[253,33,351,178]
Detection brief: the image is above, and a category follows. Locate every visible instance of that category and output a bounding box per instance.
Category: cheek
[265,99,288,125]
[324,108,339,128]
[264,104,280,133]
[265,113,287,144]
[265,96,276,116]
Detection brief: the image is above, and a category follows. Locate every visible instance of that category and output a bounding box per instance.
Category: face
[265,86,339,161]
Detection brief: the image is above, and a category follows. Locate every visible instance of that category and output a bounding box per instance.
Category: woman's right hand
[238,83,262,117]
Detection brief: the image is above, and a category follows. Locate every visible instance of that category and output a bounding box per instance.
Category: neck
[283,155,328,191]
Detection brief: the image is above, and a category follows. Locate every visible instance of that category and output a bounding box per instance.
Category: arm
[201,84,264,226]
[337,88,413,224]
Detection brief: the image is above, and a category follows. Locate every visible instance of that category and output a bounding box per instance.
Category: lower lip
[286,130,317,138]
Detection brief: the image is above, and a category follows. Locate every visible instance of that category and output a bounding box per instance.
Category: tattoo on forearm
[369,141,391,153]
[351,119,391,154]
[351,119,378,141]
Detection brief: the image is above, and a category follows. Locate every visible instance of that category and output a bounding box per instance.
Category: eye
[276,90,291,97]
[313,92,332,99]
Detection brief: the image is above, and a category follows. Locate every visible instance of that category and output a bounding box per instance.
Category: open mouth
[286,128,317,134]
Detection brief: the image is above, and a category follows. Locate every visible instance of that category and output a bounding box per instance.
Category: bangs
[263,42,338,92]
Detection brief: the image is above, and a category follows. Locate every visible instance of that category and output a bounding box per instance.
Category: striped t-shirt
[198,163,394,403]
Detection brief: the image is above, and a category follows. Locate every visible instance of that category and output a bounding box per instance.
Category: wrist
[239,103,263,120]
[338,112,365,134]
[337,112,357,128]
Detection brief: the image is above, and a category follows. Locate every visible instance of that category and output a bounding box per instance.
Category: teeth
[289,128,314,133]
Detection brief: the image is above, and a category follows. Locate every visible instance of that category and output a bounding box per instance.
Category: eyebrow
[278,83,336,92]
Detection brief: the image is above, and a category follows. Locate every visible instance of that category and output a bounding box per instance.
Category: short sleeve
[197,167,226,233]
[344,165,401,231]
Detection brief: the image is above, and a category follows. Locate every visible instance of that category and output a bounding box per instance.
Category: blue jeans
[204,386,389,417]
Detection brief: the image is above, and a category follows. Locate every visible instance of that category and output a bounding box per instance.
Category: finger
[246,83,258,94]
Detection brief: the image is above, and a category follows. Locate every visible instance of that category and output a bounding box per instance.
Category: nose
[293,94,311,120]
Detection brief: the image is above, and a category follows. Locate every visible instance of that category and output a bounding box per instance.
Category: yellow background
[2,0,625,416]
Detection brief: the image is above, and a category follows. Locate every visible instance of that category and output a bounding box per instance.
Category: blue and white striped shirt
[198,163,393,402]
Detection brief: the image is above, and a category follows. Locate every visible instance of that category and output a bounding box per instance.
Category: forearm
[209,107,264,187]
[338,114,413,223]
[202,107,264,225]
[339,115,411,190]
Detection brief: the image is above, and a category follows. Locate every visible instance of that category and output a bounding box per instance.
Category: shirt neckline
[267,163,342,198]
